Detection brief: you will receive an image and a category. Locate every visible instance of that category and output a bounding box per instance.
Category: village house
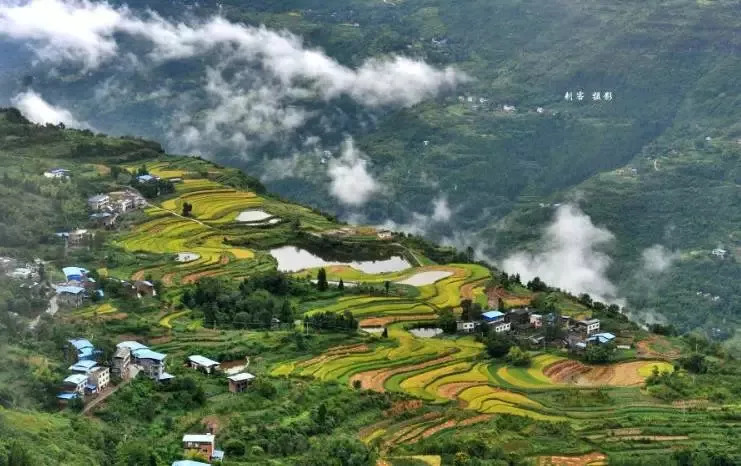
[456,321,477,333]
[530,313,543,329]
[133,348,168,380]
[136,174,159,183]
[188,355,220,374]
[62,373,88,395]
[506,308,531,328]
[492,321,512,333]
[377,230,393,240]
[711,248,727,258]
[90,212,116,228]
[88,366,110,392]
[575,318,601,336]
[68,338,95,361]
[172,461,210,466]
[587,332,616,346]
[182,434,215,460]
[63,266,89,282]
[57,285,86,307]
[482,310,505,324]
[117,341,173,381]
[69,360,98,374]
[134,280,156,298]
[112,345,131,379]
[44,168,71,179]
[227,372,255,393]
[66,229,92,246]
[87,194,111,211]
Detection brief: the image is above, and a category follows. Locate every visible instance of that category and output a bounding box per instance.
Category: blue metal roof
[117,341,148,351]
[587,332,616,344]
[69,338,93,350]
[57,285,85,295]
[172,461,210,466]
[137,174,155,182]
[482,310,504,320]
[64,373,88,385]
[69,360,98,372]
[134,348,167,361]
[62,266,88,279]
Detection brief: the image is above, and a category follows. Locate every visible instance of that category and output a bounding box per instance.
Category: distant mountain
[0,0,740,336]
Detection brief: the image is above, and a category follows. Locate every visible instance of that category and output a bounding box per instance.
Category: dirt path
[636,335,680,360]
[437,382,484,399]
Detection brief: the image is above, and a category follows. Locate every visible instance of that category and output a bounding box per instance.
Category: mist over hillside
[1,0,740,337]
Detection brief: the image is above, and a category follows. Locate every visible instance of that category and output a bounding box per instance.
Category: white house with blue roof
[57,285,86,307]
[117,341,173,381]
[69,359,98,374]
[587,332,616,345]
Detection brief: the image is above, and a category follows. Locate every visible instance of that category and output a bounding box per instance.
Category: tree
[384,280,390,295]
[3,441,34,466]
[486,332,513,358]
[382,327,388,338]
[305,435,375,466]
[437,309,458,334]
[466,246,474,262]
[679,353,707,374]
[506,346,531,367]
[137,164,148,176]
[497,297,505,310]
[338,278,344,291]
[279,300,293,324]
[526,276,548,292]
[460,299,472,321]
[583,343,614,364]
[224,439,246,456]
[317,268,328,291]
[182,201,193,217]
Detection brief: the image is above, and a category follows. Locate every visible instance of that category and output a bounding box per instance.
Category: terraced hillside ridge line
[350,355,455,392]
[358,315,438,328]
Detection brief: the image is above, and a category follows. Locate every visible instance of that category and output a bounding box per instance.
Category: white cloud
[327,138,379,206]
[0,0,466,160]
[502,204,621,304]
[641,244,678,273]
[11,90,88,128]
[377,195,452,235]
[431,196,451,222]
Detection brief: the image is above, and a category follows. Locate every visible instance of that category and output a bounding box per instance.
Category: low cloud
[502,204,621,304]
[327,138,379,206]
[378,195,453,235]
[11,90,88,128]
[0,0,466,156]
[641,244,678,273]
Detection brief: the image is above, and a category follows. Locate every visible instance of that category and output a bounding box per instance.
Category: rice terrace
[2,109,740,466]
[83,156,741,464]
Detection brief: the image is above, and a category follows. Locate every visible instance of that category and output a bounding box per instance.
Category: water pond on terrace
[409,328,444,338]
[236,209,273,222]
[269,246,411,273]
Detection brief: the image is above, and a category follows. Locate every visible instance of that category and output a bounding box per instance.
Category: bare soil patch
[537,452,607,466]
[350,356,454,392]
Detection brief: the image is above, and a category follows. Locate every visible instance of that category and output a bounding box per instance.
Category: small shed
[227,372,255,393]
[188,355,220,374]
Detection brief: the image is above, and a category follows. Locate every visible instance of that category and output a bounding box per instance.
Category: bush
[505,346,531,367]
[224,439,246,456]
[486,332,513,358]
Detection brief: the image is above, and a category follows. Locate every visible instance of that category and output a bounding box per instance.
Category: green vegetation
[0,110,740,465]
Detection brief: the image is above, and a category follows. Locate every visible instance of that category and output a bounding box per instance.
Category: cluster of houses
[54,266,101,308]
[87,189,146,229]
[457,308,616,350]
[187,354,256,393]
[114,341,174,381]
[1,256,43,282]
[57,338,108,403]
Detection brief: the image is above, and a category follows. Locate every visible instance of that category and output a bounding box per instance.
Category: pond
[269,246,411,273]
[397,270,452,286]
[236,209,273,222]
[409,328,444,338]
[176,252,200,262]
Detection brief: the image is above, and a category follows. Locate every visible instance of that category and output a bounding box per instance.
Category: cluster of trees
[183,273,304,329]
[305,311,358,331]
